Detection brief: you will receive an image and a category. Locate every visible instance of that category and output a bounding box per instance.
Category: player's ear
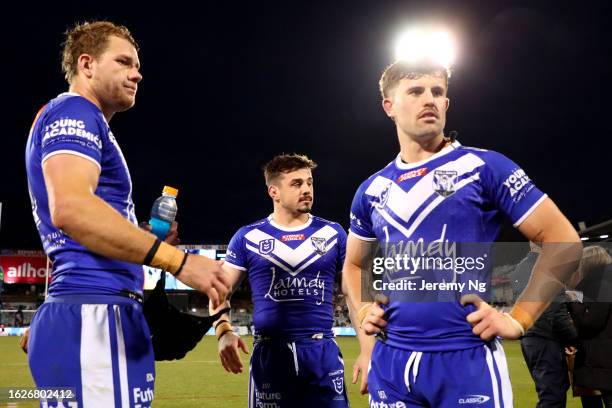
[268,185,280,202]
[444,97,450,111]
[382,97,394,119]
[77,54,95,79]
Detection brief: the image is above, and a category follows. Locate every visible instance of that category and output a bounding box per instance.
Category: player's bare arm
[464,197,582,340]
[209,264,249,374]
[342,234,378,393]
[44,153,230,306]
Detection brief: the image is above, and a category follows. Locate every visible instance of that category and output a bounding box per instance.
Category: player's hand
[461,294,523,341]
[352,351,371,394]
[19,328,29,354]
[218,332,249,374]
[139,221,180,246]
[178,256,230,308]
[361,295,389,336]
[565,346,577,355]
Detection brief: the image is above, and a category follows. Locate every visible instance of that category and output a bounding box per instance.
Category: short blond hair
[62,21,139,83]
[379,60,451,99]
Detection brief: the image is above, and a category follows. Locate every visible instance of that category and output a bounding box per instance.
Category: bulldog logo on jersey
[433,170,457,197]
[311,237,328,255]
[374,181,392,209]
[258,239,275,255]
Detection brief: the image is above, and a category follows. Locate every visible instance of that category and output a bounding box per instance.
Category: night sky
[2,1,611,250]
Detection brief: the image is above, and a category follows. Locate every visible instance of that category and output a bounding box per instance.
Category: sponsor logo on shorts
[370,401,406,408]
[255,389,282,408]
[281,234,305,242]
[146,373,154,382]
[458,394,490,404]
[397,167,427,182]
[133,387,154,405]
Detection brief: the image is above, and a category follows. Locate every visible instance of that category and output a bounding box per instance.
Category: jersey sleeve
[349,181,377,241]
[224,228,248,271]
[40,99,105,169]
[481,151,547,227]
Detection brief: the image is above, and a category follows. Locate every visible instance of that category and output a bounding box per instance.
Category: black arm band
[214,319,229,329]
[143,238,162,266]
[174,252,189,277]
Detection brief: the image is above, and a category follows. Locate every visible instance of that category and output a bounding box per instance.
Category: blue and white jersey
[350,141,547,351]
[225,215,347,338]
[25,93,143,296]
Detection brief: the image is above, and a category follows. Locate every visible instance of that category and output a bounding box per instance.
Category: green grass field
[0,336,580,407]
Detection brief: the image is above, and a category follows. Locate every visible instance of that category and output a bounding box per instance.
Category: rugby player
[211,154,353,407]
[343,59,582,407]
[25,21,229,407]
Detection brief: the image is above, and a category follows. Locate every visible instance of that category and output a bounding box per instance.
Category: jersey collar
[395,140,461,170]
[267,213,313,231]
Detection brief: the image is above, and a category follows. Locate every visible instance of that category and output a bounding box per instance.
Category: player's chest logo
[374,181,392,209]
[310,237,328,255]
[258,239,275,255]
[433,170,457,197]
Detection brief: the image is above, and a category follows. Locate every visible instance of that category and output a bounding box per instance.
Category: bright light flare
[394,28,457,68]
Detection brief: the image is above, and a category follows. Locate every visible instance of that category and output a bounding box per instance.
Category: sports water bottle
[149,186,178,240]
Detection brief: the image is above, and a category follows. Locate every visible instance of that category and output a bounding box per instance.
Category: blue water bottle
[149,186,178,240]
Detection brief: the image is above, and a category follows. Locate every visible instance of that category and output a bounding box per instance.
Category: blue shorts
[249,336,349,408]
[28,295,155,408]
[368,339,512,408]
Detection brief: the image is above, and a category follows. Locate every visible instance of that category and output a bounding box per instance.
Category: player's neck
[398,132,448,164]
[270,210,310,229]
[68,82,115,122]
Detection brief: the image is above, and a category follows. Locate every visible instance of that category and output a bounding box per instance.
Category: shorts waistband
[254,332,333,344]
[45,293,142,306]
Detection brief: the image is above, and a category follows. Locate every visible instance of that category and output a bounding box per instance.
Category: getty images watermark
[360,241,611,304]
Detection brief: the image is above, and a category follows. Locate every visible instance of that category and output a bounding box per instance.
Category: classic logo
[433,170,457,197]
[311,237,328,255]
[332,376,344,394]
[458,395,490,404]
[374,182,392,209]
[397,167,427,182]
[258,239,275,255]
[281,234,305,242]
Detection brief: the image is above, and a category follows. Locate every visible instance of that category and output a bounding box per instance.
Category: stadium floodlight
[600,235,609,239]
[394,27,457,68]
[581,237,589,241]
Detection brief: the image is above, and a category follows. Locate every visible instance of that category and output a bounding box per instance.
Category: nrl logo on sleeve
[433,170,457,197]
[258,239,275,255]
[311,237,328,255]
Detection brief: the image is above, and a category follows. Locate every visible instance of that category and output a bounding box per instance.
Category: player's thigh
[367,341,427,408]
[249,341,299,408]
[300,339,349,408]
[426,341,513,408]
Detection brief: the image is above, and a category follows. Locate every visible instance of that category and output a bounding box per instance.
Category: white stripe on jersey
[245,238,338,276]
[244,225,338,269]
[377,173,480,240]
[366,153,485,224]
[81,305,115,407]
